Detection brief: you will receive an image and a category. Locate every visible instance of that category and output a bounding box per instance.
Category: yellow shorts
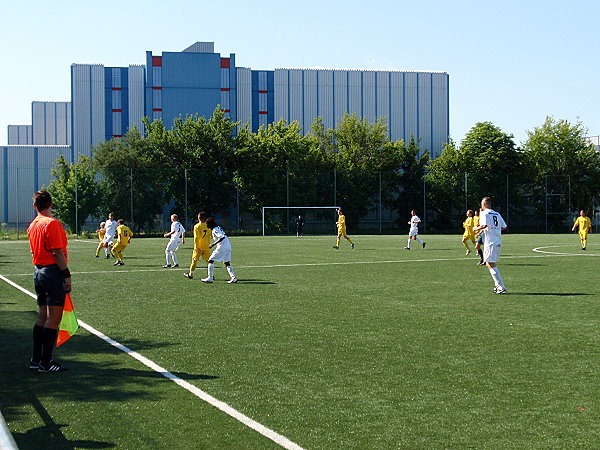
[193,248,211,262]
[337,227,347,236]
[463,233,475,240]
[112,243,128,253]
[579,232,588,240]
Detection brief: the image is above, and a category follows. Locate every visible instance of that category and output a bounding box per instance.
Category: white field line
[532,245,600,256]
[5,251,599,278]
[0,274,304,450]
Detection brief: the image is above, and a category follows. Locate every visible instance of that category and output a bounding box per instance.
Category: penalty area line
[0,273,304,450]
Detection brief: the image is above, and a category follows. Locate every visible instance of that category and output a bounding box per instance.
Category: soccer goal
[261,206,340,236]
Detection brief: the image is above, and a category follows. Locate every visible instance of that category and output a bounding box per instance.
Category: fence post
[75,175,78,237]
[545,174,548,233]
[423,176,426,234]
[333,168,337,206]
[464,172,468,212]
[130,168,134,225]
[506,173,509,224]
[16,168,19,240]
[286,164,290,234]
[379,171,382,235]
[184,168,188,230]
[236,186,240,231]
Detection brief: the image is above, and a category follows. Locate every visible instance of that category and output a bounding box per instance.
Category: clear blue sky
[1,0,598,146]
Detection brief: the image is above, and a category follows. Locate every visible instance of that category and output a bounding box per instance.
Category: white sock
[165,252,171,265]
[489,267,506,289]
[226,265,236,278]
[207,263,214,279]
[407,239,411,248]
[415,237,424,244]
[171,252,178,265]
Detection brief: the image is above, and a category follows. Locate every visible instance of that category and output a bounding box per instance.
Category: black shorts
[34,264,66,307]
[477,234,484,245]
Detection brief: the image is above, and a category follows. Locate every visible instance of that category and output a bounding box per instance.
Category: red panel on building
[152,108,163,112]
[258,111,268,115]
[112,87,122,91]
[152,56,162,67]
[221,109,230,113]
[258,90,268,94]
[220,58,230,68]
[112,109,122,112]
[152,87,162,90]
[220,88,230,92]
[112,135,123,138]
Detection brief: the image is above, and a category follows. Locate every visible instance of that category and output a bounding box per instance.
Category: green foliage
[427,122,521,228]
[46,155,100,233]
[523,116,600,211]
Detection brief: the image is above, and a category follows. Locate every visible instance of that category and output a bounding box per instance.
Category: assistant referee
[27,191,71,373]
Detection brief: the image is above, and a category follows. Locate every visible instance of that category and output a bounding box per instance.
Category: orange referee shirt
[27,214,68,266]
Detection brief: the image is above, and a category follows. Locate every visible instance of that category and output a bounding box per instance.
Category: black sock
[477,248,483,261]
[32,325,44,362]
[41,327,58,365]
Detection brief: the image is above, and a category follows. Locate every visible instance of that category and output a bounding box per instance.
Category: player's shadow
[504,263,545,266]
[237,279,276,284]
[510,292,594,296]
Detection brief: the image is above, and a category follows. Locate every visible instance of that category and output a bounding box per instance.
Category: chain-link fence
[2,167,598,237]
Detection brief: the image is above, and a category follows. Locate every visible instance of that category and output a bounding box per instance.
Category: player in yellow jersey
[184,212,212,279]
[572,210,592,250]
[111,219,133,266]
[95,221,106,258]
[333,208,354,249]
[462,210,476,255]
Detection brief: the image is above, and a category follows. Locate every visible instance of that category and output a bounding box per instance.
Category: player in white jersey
[404,209,426,249]
[102,213,118,258]
[474,197,508,294]
[202,217,237,284]
[163,214,185,268]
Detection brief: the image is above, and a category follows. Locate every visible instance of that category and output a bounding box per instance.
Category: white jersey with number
[103,219,118,244]
[209,226,232,262]
[169,221,185,242]
[409,215,421,236]
[480,209,507,245]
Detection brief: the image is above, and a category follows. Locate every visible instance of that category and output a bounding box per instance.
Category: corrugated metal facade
[32,101,71,145]
[71,64,105,158]
[236,67,252,128]
[0,145,71,224]
[273,68,449,156]
[7,125,32,145]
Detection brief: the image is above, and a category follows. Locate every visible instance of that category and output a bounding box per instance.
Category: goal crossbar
[261,206,340,236]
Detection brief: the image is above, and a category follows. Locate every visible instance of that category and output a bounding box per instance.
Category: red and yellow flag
[56,293,79,347]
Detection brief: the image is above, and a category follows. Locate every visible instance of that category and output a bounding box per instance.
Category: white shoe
[465,250,471,255]
[228,277,238,284]
[201,277,213,283]
[495,288,507,295]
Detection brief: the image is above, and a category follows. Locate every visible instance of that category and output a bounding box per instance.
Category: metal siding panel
[363,71,376,124]
[333,70,348,126]
[90,65,106,155]
[0,147,5,221]
[376,71,390,123]
[389,72,404,143]
[7,126,18,144]
[288,70,303,127]
[66,105,71,146]
[431,73,449,158]
[348,71,362,118]
[32,102,45,144]
[128,65,145,134]
[404,72,418,142]
[317,70,334,130]
[303,70,317,133]
[71,65,91,157]
[236,67,252,130]
[417,73,432,155]
[56,103,68,145]
[274,69,288,123]
[7,146,35,226]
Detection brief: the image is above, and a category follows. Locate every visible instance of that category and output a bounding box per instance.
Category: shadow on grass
[237,279,276,285]
[509,292,594,296]
[0,309,219,449]
[504,263,546,266]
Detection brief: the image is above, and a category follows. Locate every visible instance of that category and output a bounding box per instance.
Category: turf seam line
[0,274,305,450]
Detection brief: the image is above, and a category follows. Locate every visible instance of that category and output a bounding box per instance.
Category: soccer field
[1,234,599,449]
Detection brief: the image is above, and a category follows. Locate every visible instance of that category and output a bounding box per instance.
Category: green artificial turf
[1,234,598,449]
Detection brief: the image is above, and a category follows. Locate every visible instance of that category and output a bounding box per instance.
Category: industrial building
[3,41,449,224]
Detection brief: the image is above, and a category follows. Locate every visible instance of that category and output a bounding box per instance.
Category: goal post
[261,206,340,236]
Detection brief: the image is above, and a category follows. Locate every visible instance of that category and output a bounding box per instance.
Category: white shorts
[483,243,502,264]
[102,235,114,245]
[166,239,180,252]
[409,227,419,237]
[210,247,231,263]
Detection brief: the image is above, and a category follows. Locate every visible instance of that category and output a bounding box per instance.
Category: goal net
[261,206,340,236]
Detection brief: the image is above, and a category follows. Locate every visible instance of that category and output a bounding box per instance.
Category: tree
[426,122,521,230]
[522,116,600,213]
[46,155,100,233]
[93,127,165,231]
